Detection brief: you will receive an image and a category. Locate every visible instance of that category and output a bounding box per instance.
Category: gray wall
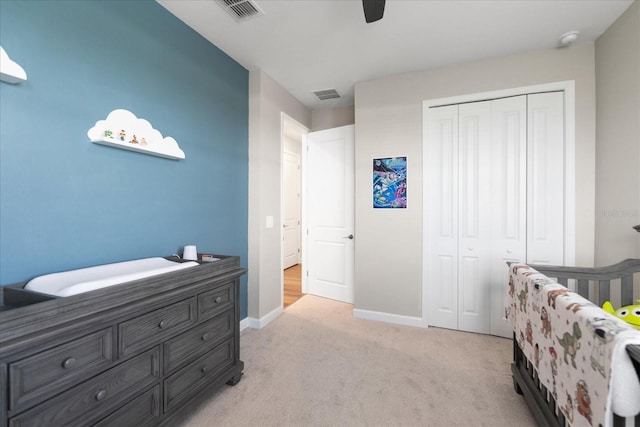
[595,0,640,266]
[248,5,639,322]
[354,44,597,317]
[311,105,355,131]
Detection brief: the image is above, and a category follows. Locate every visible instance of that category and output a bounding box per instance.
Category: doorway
[280,118,355,308]
[281,114,307,308]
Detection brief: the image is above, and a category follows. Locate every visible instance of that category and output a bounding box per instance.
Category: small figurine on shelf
[130,135,138,144]
[140,137,147,146]
[103,130,113,139]
[119,130,126,141]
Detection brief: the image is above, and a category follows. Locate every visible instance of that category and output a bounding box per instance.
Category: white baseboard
[353,308,427,328]
[240,305,283,331]
[239,317,251,331]
[243,307,425,330]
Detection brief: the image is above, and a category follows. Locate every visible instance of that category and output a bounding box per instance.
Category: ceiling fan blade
[362,0,385,23]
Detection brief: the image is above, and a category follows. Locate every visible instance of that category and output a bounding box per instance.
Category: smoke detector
[216,0,264,22]
[559,31,580,47]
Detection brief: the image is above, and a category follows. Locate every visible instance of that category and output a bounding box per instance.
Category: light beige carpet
[181,295,536,427]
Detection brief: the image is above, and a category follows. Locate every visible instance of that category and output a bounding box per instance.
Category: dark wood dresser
[0,255,246,427]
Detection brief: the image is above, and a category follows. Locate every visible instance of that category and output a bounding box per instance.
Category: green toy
[603,299,640,329]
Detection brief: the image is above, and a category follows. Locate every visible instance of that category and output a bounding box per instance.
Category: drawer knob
[215,296,223,304]
[201,333,211,341]
[95,389,107,401]
[158,320,167,329]
[200,365,208,374]
[61,357,76,369]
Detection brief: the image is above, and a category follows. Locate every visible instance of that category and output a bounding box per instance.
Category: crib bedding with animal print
[506,264,640,427]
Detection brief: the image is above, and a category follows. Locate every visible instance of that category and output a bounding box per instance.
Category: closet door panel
[426,105,459,330]
[434,255,456,315]
[527,92,564,266]
[457,102,492,334]
[489,96,527,338]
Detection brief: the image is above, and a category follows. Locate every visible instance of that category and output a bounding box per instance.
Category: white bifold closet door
[426,92,564,337]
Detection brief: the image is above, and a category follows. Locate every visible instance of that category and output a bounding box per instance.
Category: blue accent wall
[0,0,249,318]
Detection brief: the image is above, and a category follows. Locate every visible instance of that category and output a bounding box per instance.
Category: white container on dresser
[0,255,246,427]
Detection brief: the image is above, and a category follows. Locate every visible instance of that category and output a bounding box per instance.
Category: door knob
[343,234,354,239]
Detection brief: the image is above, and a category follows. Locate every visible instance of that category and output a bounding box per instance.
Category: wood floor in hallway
[284,264,303,308]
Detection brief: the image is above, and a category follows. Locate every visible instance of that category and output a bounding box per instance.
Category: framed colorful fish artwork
[373,156,407,209]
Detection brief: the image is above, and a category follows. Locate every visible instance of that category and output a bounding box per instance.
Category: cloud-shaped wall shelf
[0,46,27,84]
[88,109,185,160]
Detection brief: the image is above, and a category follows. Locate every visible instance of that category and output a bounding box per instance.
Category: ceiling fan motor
[363,0,385,23]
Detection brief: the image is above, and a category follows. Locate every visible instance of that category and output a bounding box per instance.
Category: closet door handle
[343,234,354,240]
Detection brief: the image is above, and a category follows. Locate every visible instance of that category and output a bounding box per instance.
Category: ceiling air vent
[216,0,264,22]
[313,89,341,101]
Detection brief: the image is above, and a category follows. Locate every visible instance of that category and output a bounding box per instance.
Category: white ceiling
[157,0,633,111]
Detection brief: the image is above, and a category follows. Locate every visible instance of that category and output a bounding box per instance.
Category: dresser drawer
[9,328,113,411]
[119,298,196,357]
[198,281,234,321]
[10,347,160,427]
[163,310,233,373]
[94,386,160,427]
[1,364,6,423]
[164,338,233,412]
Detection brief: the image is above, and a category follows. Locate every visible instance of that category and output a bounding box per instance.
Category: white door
[425,105,459,330]
[426,101,495,334]
[526,92,565,266]
[306,125,355,303]
[489,95,527,338]
[457,101,493,333]
[282,151,301,269]
[426,93,562,337]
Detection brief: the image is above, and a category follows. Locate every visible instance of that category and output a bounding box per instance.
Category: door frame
[280,113,309,307]
[421,80,576,330]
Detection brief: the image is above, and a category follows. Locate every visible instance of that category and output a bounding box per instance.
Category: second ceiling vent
[313,89,341,101]
[216,0,264,22]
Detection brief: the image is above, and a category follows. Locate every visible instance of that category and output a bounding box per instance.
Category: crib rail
[513,259,640,426]
[528,258,640,306]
